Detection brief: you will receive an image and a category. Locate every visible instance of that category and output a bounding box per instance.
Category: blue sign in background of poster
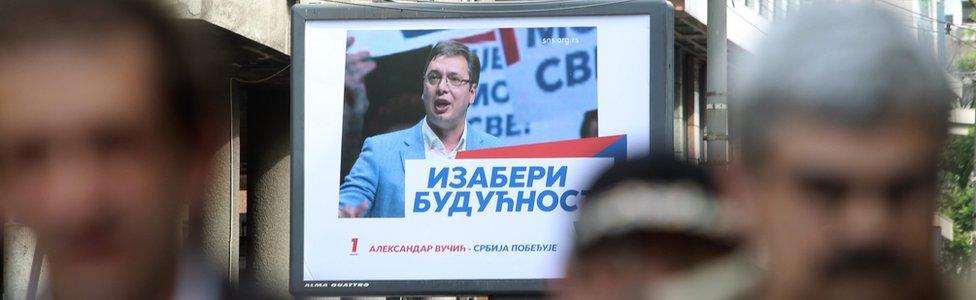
[507,27,597,124]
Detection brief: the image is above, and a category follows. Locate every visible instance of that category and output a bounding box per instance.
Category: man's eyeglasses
[425,72,472,87]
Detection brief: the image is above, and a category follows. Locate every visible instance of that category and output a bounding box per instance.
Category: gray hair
[734,4,952,169]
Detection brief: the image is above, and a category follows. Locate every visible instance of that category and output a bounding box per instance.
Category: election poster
[338,26,602,209]
[299,12,656,294]
[339,27,601,184]
[323,24,627,278]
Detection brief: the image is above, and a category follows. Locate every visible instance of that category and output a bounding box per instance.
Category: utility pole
[706,0,729,165]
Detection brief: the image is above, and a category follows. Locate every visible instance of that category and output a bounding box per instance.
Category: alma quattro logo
[304,282,371,288]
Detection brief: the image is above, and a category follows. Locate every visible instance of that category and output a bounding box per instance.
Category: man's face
[421,54,476,130]
[0,32,192,300]
[744,114,941,300]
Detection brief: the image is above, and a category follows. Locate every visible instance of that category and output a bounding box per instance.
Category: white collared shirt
[422,118,467,159]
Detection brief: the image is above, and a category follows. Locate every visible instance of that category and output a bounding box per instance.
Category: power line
[232,64,291,84]
[876,0,947,24]
[875,0,976,31]
[732,0,778,21]
[870,1,976,52]
[903,23,941,34]
[897,24,976,53]
[728,4,768,35]
[949,32,976,52]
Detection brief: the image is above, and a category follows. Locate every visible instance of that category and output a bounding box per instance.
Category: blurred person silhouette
[0,0,274,299]
[717,3,972,300]
[341,36,377,180]
[579,109,598,138]
[555,156,737,300]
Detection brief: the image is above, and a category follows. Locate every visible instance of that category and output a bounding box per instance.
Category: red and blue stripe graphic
[457,135,627,162]
[400,29,521,66]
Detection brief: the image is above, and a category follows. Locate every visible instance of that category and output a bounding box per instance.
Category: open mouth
[433,99,451,113]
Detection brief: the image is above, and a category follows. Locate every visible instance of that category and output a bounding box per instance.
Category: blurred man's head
[733,4,951,300]
[421,41,480,132]
[558,156,734,300]
[0,1,216,299]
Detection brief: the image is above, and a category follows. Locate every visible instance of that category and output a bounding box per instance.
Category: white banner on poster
[404,158,613,218]
[301,157,612,280]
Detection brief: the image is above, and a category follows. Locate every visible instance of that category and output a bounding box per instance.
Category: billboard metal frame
[290,0,674,296]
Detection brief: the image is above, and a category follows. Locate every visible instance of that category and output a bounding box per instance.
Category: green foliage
[958,52,976,73]
[970,0,976,23]
[956,29,976,108]
[939,130,976,276]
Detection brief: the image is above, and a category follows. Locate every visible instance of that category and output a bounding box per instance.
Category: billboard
[292,0,674,296]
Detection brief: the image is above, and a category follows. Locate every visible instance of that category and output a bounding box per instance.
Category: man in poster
[339,41,502,218]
